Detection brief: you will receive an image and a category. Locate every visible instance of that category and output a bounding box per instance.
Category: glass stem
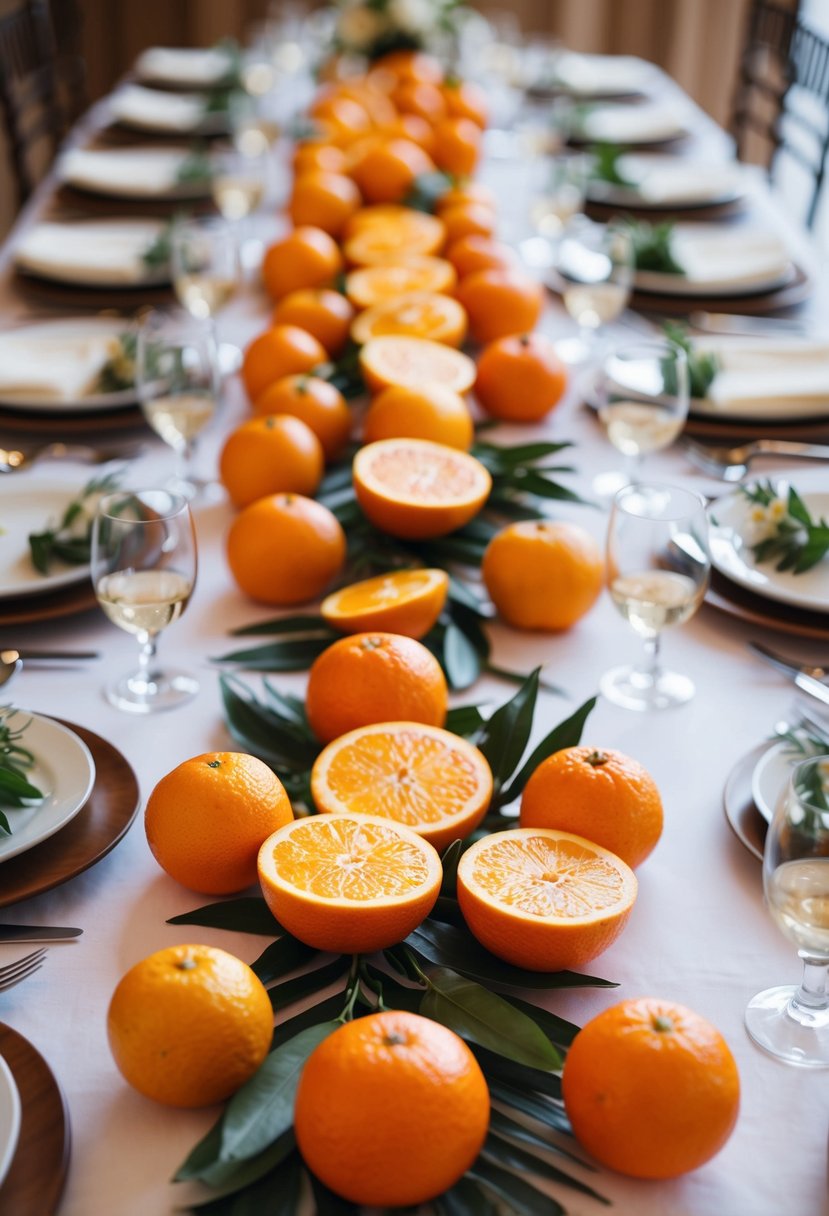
[625,450,643,485]
[790,955,829,1021]
[135,633,157,689]
[641,633,661,686]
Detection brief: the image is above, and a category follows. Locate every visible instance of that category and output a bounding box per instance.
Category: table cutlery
[0,653,21,689]
[0,441,146,473]
[0,648,100,665]
[749,641,828,682]
[750,642,829,709]
[683,437,829,480]
[0,949,46,992]
[0,926,81,943]
[688,311,812,337]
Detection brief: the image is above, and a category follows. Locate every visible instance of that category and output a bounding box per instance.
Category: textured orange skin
[295,1012,490,1207]
[482,520,604,631]
[441,79,489,128]
[455,268,544,344]
[305,631,447,743]
[320,569,449,638]
[144,751,294,894]
[363,384,474,451]
[261,226,343,301]
[474,333,568,422]
[350,139,436,205]
[562,998,740,1179]
[272,288,355,357]
[521,745,664,868]
[288,171,362,238]
[226,493,346,606]
[251,374,352,462]
[107,944,273,1107]
[241,324,327,403]
[446,234,516,278]
[219,415,324,508]
[432,117,483,178]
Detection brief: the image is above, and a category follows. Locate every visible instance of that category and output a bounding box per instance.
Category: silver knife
[688,310,812,337]
[0,926,82,942]
[794,672,829,711]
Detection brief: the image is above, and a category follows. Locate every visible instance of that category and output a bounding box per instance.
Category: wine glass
[529,151,588,240]
[170,215,239,322]
[211,145,267,222]
[746,754,829,1067]
[553,219,634,363]
[603,482,710,711]
[136,311,219,500]
[91,490,198,714]
[591,339,690,500]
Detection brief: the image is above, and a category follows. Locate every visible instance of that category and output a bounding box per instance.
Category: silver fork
[683,438,829,481]
[0,441,145,473]
[0,948,46,992]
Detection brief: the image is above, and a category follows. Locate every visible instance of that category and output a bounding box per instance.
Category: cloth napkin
[110,84,207,133]
[60,147,192,196]
[0,329,118,401]
[15,220,165,285]
[135,46,232,88]
[580,103,688,144]
[700,336,829,417]
[555,53,655,97]
[616,156,744,205]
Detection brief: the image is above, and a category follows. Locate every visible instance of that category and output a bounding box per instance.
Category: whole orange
[252,374,352,461]
[288,170,362,238]
[261,226,343,301]
[350,138,436,205]
[562,998,740,1179]
[455,267,544,344]
[520,745,664,868]
[309,94,371,144]
[439,201,496,247]
[226,493,346,606]
[305,631,448,743]
[431,116,482,178]
[272,287,355,357]
[482,520,604,630]
[241,323,327,402]
[391,78,447,124]
[295,1011,489,1207]
[446,234,516,278]
[371,50,443,87]
[381,112,437,156]
[474,333,568,422]
[363,383,474,450]
[108,946,271,1109]
[293,140,348,176]
[219,415,324,508]
[441,78,489,128]
[436,181,496,215]
[144,751,294,894]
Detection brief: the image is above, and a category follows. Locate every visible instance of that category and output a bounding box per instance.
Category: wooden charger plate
[0,1024,70,1215]
[704,569,829,643]
[0,720,140,908]
[723,740,769,863]
[629,262,813,317]
[0,580,99,628]
[0,400,149,438]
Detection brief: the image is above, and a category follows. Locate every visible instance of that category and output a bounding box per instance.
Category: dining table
[0,35,828,1216]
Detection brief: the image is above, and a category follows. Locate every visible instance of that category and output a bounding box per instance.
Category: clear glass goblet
[553,219,634,364]
[170,215,239,322]
[746,754,829,1067]
[529,151,589,241]
[603,482,710,711]
[91,490,198,714]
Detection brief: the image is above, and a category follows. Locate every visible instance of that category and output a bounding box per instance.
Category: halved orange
[343,212,446,266]
[311,723,493,853]
[345,257,457,310]
[359,336,476,395]
[353,437,491,539]
[351,292,467,348]
[258,813,441,954]
[321,568,449,638]
[457,828,638,972]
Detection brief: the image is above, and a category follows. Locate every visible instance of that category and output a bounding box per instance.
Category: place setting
[107,82,231,138]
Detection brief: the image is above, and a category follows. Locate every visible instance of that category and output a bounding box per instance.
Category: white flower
[768,496,788,521]
[338,6,388,51]
[388,0,434,35]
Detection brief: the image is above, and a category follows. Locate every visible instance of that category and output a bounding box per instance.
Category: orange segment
[343,211,446,265]
[353,437,491,539]
[360,335,476,394]
[345,257,457,309]
[457,828,638,972]
[257,812,441,952]
[351,291,467,348]
[320,568,449,638]
[311,722,493,853]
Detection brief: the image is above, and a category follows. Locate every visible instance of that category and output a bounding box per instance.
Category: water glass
[553,219,634,363]
[170,216,239,321]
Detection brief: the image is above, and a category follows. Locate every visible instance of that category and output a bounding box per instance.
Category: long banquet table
[0,50,828,1216]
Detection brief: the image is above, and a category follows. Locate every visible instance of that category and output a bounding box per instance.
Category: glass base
[553,334,592,365]
[105,667,199,714]
[600,663,695,711]
[745,984,829,1068]
[592,468,630,502]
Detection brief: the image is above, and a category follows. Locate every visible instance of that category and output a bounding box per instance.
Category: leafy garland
[619,218,684,275]
[171,675,615,1213]
[0,708,43,835]
[27,471,121,574]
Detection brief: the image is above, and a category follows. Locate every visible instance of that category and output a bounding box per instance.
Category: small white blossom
[768,497,788,521]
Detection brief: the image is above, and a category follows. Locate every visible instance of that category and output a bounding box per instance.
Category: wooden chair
[0,0,63,208]
[45,0,88,129]
[731,0,829,229]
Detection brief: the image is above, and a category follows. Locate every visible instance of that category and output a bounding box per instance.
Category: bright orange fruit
[345,257,457,309]
[359,335,476,395]
[321,568,449,638]
[252,374,352,462]
[226,493,346,606]
[362,383,474,450]
[482,520,604,631]
[351,291,467,348]
[272,287,355,357]
[474,332,568,422]
[219,414,324,508]
[261,226,343,301]
[241,324,327,403]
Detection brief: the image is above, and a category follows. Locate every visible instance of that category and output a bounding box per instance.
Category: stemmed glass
[529,151,588,240]
[603,482,710,711]
[592,339,690,499]
[746,755,829,1067]
[170,215,239,322]
[552,219,634,363]
[136,311,219,499]
[91,490,198,714]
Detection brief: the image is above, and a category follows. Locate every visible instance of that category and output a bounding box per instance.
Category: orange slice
[311,723,493,853]
[353,437,491,539]
[351,292,467,348]
[321,568,449,638]
[343,212,446,266]
[257,812,441,953]
[345,257,457,309]
[360,335,476,395]
[457,828,638,972]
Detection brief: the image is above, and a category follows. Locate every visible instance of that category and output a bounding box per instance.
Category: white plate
[0,475,95,600]
[634,225,795,298]
[708,471,829,613]
[587,154,746,210]
[135,46,235,89]
[0,318,136,412]
[576,102,690,145]
[751,741,797,823]
[691,336,829,422]
[60,147,212,201]
[109,84,227,136]
[0,1054,21,1188]
[0,713,96,864]
[14,219,169,289]
[551,53,657,98]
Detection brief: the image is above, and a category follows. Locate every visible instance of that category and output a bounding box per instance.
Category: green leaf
[440,840,463,896]
[500,994,580,1048]
[174,1117,225,1181]
[445,704,487,738]
[184,1147,303,1214]
[213,638,331,670]
[442,622,484,691]
[362,963,423,1013]
[167,898,282,936]
[496,695,598,808]
[476,670,540,798]
[488,1078,571,1135]
[266,956,350,1011]
[469,1158,565,1216]
[0,808,10,834]
[189,1129,297,1196]
[220,675,320,773]
[472,1044,562,1099]
[487,1108,588,1169]
[273,992,352,1045]
[421,967,561,1069]
[250,936,321,985]
[435,1176,500,1216]
[219,1023,338,1165]
[483,1133,609,1204]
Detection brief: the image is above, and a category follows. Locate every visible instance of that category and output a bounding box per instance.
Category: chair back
[0,0,63,207]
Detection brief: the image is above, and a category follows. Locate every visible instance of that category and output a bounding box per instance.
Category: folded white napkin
[15,220,165,285]
[0,330,118,401]
[672,227,791,286]
[110,84,206,133]
[135,46,232,88]
[60,147,193,196]
[700,337,829,417]
[581,103,688,144]
[556,54,654,97]
[617,155,744,205]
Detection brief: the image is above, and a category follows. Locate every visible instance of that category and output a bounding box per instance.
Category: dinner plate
[59,147,212,201]
[707,471,829,614]
[135,45,235,89]
[0,1055,21,1189]
[752,741,797,824]
[690,336,829,422]
[634,226,795,298]
[0,318,136,412]
[109,84,228,136]
[587,154,746,210]
[573,102,690,146]
[0,475,96,601]
[548,53,658,98]
[15,219,169,288]
[723,740,769,862]
[0,714,95,864]
[0,1024,70,1214]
